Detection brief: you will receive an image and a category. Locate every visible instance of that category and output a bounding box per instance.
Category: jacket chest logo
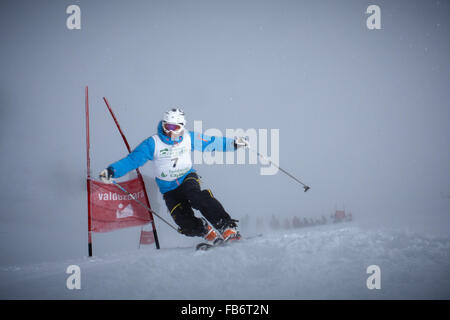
[158,146,187,158]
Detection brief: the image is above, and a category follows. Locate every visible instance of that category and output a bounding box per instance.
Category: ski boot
[202,219,223,245]
[219,219,241,242]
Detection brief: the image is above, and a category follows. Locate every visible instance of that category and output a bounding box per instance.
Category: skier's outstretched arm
[107,137,155,178]
[189,131,244,152]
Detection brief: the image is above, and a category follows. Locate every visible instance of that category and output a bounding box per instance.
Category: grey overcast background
[0,0,449,266]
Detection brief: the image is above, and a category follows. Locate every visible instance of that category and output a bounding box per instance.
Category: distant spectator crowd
[239,210,353,231]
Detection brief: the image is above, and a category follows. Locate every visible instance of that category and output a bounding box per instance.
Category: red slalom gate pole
[85,86,93,257]
[102,97,160,249]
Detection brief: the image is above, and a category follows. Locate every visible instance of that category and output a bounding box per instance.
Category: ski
[195,233,262,251]
[195,242,215,251]
[196,238,225,251]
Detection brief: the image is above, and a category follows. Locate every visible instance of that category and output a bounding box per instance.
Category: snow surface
[1,222,449,300]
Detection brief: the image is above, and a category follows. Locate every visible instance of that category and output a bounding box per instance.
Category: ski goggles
[163,122,183,132]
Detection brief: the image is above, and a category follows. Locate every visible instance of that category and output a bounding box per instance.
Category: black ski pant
[163,172,232,237]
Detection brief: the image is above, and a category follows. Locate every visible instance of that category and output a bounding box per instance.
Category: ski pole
[248,147,311,192]
[112,180,179,232]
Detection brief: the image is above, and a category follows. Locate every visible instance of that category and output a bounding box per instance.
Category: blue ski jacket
[108,121,236,194]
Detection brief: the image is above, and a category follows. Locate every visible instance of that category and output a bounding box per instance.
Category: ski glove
[234,137,249,149]
[99,167,114,184]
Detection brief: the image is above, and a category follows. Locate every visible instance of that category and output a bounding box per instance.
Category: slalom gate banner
[85,86,159,255]
[89,177,153,233]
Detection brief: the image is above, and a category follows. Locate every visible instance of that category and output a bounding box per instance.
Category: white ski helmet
[162,108,186,134]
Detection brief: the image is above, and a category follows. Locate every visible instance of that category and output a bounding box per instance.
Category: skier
[99,108,248,244]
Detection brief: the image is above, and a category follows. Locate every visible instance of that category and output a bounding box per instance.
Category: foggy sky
[0,0,449,265]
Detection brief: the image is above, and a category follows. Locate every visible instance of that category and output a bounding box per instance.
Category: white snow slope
[1,223,449,300]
